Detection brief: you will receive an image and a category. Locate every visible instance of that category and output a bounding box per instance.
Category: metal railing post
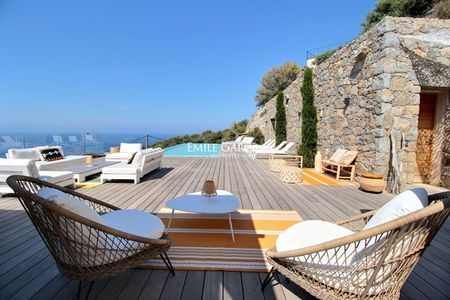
[145,135,149,149]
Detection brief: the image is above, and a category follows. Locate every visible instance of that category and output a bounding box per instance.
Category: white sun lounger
[243,139,275,153]
[251,142,295,159]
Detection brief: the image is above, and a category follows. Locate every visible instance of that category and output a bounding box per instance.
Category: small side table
[280,166,303,184]
[110,146,120,154]
[270,159,286,173]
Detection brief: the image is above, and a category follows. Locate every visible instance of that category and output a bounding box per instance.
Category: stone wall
[316,17,450,184]
[247,74,304,145]
[247,17,450,185]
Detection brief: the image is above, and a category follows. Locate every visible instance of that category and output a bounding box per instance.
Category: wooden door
[415,93,437,183]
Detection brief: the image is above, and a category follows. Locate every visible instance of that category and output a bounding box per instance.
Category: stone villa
[247,17,450,187]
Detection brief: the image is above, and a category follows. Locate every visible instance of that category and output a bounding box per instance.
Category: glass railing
[0,133,164,158]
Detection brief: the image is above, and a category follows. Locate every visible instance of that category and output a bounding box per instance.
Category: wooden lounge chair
[263,190,450,299]
[322,149,358,182]
[6,175,174,298]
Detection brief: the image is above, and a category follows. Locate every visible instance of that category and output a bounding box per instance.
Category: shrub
[313,48,341,65]
[298,67,317,168]
[150,119,249,148]
[247,127,265,145]
[255,62,301,106]
[362,0,437,31]
[275,92,287,146]
[432,0,450,18]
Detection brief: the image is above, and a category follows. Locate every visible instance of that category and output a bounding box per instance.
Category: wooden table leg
[167,209,175,231]
[228,213,235,242]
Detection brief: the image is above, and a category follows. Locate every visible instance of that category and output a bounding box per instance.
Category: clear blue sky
[0,0,376,135]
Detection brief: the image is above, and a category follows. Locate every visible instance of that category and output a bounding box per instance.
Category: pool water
[163,143,221,157]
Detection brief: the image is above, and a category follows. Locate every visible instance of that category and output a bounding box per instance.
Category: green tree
[275,92,287,146]
[298,67,317,168]
[362,0,437,31]
[255,62,301,106]
[247,127,265,145]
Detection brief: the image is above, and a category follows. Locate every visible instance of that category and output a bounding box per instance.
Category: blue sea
[0,133,175,158]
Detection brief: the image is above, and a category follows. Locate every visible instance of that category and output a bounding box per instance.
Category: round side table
[280,166,303,184]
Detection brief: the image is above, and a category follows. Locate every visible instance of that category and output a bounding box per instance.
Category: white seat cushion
[276,220,354,256]
[105,152,135,161]
[102,163,139,175]
[37,187,104,225]
[35,155,86,171]
[364,188,428,230]
[103,209,165,239]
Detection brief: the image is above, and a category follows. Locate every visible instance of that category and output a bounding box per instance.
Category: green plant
[255,62,301,106]
[275,91,287,146]
[298,67,317,168]
[150,119,248,148]
[362,0,437,31]
[313,47,341,65]
[247,127,265,145]
[433,0,450,18]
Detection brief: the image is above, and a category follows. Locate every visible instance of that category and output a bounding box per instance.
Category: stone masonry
[247,17,450,186]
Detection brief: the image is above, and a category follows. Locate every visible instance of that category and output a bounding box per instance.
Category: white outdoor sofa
[101,148,164,184]
[6,146,86,171]
[105,143,143,162]
[0,158,75,194]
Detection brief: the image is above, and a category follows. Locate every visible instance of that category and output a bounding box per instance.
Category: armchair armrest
[335,209,377,231]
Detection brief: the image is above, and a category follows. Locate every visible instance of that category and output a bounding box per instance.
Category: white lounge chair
[249,141,287,158]
[105,143,143,162]
[101,148,163,184]
[247,140,285,155]
[0,158,75,194]
[243,139,276,153]
[251,142,295,159]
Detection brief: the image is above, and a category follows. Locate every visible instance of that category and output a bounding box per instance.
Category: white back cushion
[8,148,40,160]
[364,188,428,230]
[330,149,346,163]
[38,187,104,224]
[120,143,142,153]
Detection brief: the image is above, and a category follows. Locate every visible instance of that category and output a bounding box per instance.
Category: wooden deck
[0,155,449,299]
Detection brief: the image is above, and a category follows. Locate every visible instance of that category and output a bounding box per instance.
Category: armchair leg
[261,267,276,290]
[160,252,175,276]
[77,281,94,300]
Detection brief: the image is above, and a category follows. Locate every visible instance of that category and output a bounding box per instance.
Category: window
[350,53,366,79]
[270,118,276,130]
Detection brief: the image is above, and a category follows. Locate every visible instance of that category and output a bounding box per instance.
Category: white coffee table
[66,159,120,182]
[166,190,240,242]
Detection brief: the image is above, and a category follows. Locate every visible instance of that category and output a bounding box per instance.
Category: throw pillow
[39,148,64,161]
[127,152,137,164]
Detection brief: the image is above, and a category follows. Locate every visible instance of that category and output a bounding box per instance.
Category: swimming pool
[163,143,221,157]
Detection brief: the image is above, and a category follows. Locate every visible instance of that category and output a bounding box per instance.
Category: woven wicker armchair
[6,175,173,297]
[263,192,450,299]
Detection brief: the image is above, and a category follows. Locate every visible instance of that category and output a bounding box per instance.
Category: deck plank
[0,155,448,300]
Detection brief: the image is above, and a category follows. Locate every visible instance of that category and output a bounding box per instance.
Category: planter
[359,173,385,193]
